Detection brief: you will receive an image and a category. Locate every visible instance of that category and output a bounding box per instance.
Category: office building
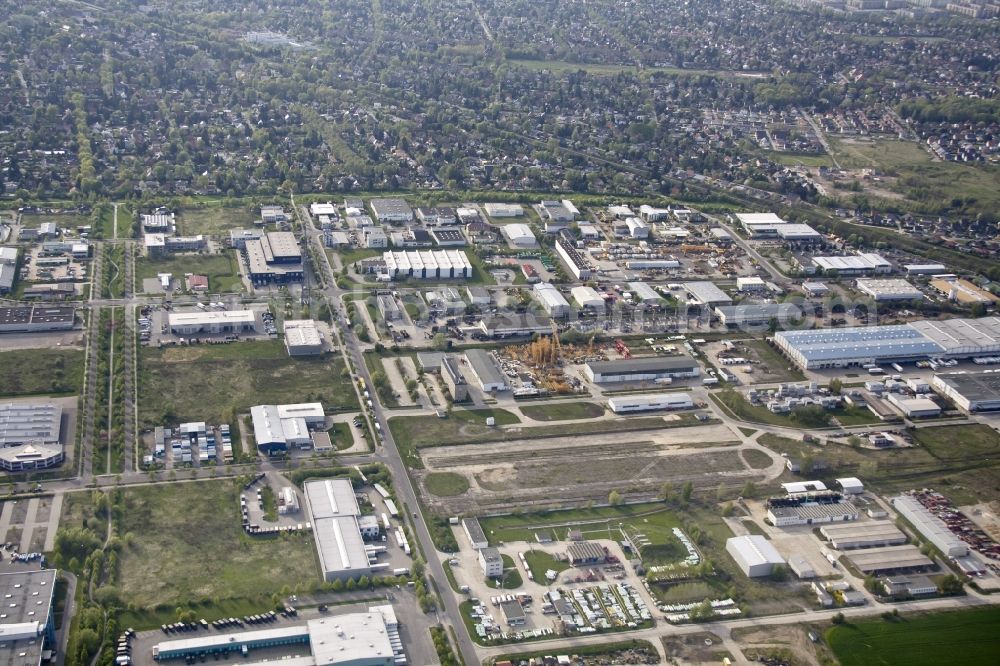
[229,228,264,249]
[440,356,469,402]
[479,547,504,578]
[259,205,287,224]
[584,357,700,384]
[244,232,304,285]
[726,535,785,578]
[369,198,413,224]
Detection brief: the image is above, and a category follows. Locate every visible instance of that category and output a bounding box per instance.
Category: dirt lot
[414,422,767,515]
[733,623,828,666]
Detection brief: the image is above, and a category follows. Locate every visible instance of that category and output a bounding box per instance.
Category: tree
[688,598,715,622]
[769,564,789,582]
[659,482,674,503]
[831,612,846,625]
[432,332,450,350]
[938,574,964,595]
[828,378,842,395]
[681,481,694,504]
[608,490,623,506]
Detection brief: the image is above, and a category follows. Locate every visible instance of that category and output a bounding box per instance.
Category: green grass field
[742,449,774,470]
[136,252,243,293]
[20,212,86,230]
[114,481,318,607]
[177,205,258,235]
[711,390,876,428]
[519,402,606,421]
[0,348,83,396]
[523,550,570,583]
[138,341,353,426]
[424,472,470,497]
[826,607,1000,666]
[485,554,522,589]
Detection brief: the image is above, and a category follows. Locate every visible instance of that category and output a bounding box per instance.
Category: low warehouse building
[500,223,538,248]
[726,535,784,578]
[886,394,941,418]
[584,357,700,384]
[0,305,76,333]
[463,517,488,550]
[855,278,923,302]
[932,372,1000,412]
[440,356,469,402]
[607,393,693,413]
[846,545,934,575]
[571,286,605,310]
[250,403,325,455]
[892,495,968,557]
[683,281,732,307]
[533,282,571,317]
[0,569,58,666]
[554,237,591,280]
[567,541,606,565]
[304,479,374,582]
[464,349,508,392]
[168,310,257,335]
[820,522,907,550]
[283,320,323,356]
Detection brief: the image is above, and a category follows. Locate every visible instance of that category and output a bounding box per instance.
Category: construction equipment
[614,338,632,359]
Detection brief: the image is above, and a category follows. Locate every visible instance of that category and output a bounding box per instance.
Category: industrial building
[584,357,700,384]
[0,305,76,333]
[932,372,1000,412]
[244,232,304,285]
[168,310,257,335]
[735,212,787,237]
[835,477,864,495]
[766,500,859,527]
[820,522,907,550]
[539,200,574,223]
[377,295,401,321]
[500,224,538,248]
[905,264,947,276]
[567,541,606,565]
[462,517,488,550]
[229,228,264,249]
[250,403,326,455]
[382,250,471,279]
[283,320,323,356]
[607,393,693,413]
[892,495,968,558]
[714,303,801,327]
[810,253,892,276]
[554,237,591,280]
[626,259,679,270]
[846,545,934,575]
[477,313,553,338]
[440,356,469,402]
[304,479,378,582]
[683,281,732,307]
[886,394,941,418]
[479,547,504,578]
[153,607,404,666]
[627,282,661,303]
[726,535,785,578]
[466,286,491,306]
[533,282,571,317]
[571,286,604,310]
[775,224,823,242]
[0,403,62,447]
[855,278,923,302]
[369,198,413,224]
[144,233,207,258]
[484,203,524,218]
[787,554,816,579]
[464,349,508,392]
[772,317,1000,370]
[0,569,58,666]
[0,246,17,294]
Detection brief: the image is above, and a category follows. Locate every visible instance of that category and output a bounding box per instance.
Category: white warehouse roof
[533,282,570,310]
[627,282,661,302]
[571,286,604,309]
[501,223,537,245]
[727,535,784,568]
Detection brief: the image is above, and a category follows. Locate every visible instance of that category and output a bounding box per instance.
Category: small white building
[283,319,323,356]
[607,393,693,413]
[500,223,538,248]
[726,535,785,578]
[571,286,605,310]
[736,276,767,292]
[836,477,865,495]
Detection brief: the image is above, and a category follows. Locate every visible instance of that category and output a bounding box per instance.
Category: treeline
[898,96,1000,124]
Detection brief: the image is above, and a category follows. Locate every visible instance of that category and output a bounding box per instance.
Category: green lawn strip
[177,204,256,235]
[742,449,774,470]
[825,607,1000,666]
[0,348,84,396]
[523,550,570,583]
[518,401,606,421]
[328,422,354,451]
[136,252,243,294]
[425,472,471,497]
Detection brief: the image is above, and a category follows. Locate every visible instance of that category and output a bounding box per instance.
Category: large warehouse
[153,607,404,666]
[533,282,571,317]
[855,278,923,302]
[382,250,471,279]
[250,403,325,455]
[726,535,784,578]
[892,495,968,558]
[846,545,934,575]
[715,303,802,327]
[304,479,376,582]
[555,237,591,280]
[607,393,693,413]
[0,305,76,333]
[464,349,508,392]
[0,403,62,447]
[168,310,257,335]
[820,522,908,550]
[500,223,538,248]
[584,357,700,384]
[683,281,732,307]
[773,317,1000,370]
[932,372,1000,412]
[571,286,605,310]
[0,569,58,666]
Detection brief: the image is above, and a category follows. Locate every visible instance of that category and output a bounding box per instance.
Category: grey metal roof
[683,281,732,304]
[935,372,1000,402]
[0,403,62,446]
[464,348,506,386]
[587,356,698,375]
